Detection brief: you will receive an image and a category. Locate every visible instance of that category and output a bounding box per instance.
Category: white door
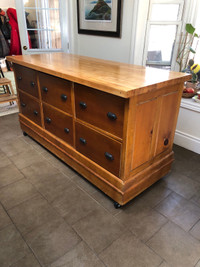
[15,0,69,54]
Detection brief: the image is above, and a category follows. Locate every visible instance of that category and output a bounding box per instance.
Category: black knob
[105,152,114,161]
[107,112,117,120]
[80,138,87,145]
[30,81,35,87]
[61,94,67,101]
[64,128,70,134]
[43,87,48,93]
[21,102,26,107]
[33,110,38,116]
[46,117,51,124]
[164,138,169,146]
[17,76,22,81]
[79,102,87,109]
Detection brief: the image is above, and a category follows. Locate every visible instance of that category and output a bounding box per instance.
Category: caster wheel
[23,131,28,136]
[114,202,121,209]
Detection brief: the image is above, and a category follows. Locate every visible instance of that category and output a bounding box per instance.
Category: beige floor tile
[73,207,125,254]
[52,187,99,225]
[33,173,75,203]
[24,218,81,266]
[91,189,122,215]
[0,164,24,188]
[0,224,29,267]
[156,192,200,231]
[9,149,44,170]
[71,174,97,194]
[0,179,39,210]
[162,173,200,200]
[8,194,62,235]
[190,220,200,241]
[10,252,41,267]
[0,155,12,168]
[21,160,59,181]
[0,137,32,157]
[116,197,167,242]
[49,241,104,267]
[0,204,12,230]
[147,221,200,267]
[99,231,162,267]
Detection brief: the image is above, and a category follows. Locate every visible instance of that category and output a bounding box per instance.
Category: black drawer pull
[64,128,70,134]
[105,152,114,161]
[79,102,87,109]
[21,102,26,107]
[61,94,67,101]
[30,81,35,87]
[43,87,48,93]
[80,138,87,145]
[164,138,169,146]
[46,117,51,124]
[17,76,22,81]
[33,110,38,116]
[107,112,117,121]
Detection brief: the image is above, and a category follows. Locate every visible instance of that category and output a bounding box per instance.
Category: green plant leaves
[186,23,195,34]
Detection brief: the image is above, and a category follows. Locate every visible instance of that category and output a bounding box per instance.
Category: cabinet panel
[131,99,157,169]
[75,122,121,177]
[155,91,179,155]
[14,64,38,98]
[43,103,73,146]
[39,72,72,114]
[19,90,42,126]
[75,84,125,138]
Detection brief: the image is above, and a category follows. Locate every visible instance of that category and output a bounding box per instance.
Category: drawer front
[19,91,42,126]
[39,72,72,114]
[14,64,38,98]
[43,103,73,146]
[75,84,125,138]
[75,122,121,177]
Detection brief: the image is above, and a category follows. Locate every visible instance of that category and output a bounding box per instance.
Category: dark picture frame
[77,0,122,37]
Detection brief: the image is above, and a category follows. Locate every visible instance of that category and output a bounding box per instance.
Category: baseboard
[174,130,200,154]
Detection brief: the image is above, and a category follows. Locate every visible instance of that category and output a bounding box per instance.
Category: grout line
[0,202,43,267]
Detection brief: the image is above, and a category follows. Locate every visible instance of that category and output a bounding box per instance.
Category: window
[144,0,184,69]
[23,0,61,50]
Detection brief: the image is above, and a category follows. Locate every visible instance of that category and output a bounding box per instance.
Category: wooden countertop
[7,53,191,98]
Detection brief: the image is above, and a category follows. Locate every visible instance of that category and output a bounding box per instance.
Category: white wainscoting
[174,98,200,154]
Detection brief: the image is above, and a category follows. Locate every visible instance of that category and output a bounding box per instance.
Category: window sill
[180,98,200,113]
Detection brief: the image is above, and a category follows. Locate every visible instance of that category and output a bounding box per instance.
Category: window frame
[143,0,185,69]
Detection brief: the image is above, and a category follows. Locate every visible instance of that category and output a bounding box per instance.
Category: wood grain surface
[7,53,191,98]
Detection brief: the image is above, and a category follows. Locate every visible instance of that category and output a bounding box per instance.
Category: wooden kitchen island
[7,53,190,207]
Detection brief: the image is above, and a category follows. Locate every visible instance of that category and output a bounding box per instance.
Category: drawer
[75,84,125,138]
[39,72,72,114]
[75,122,121,177]
[14,64,38,98]
[43,103,73,146]
[19,91,42,126]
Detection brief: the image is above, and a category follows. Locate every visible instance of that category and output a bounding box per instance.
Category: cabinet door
[155,91,179,156]
[131,98,158,169]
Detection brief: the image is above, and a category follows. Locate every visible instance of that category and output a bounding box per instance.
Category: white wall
[68,0,136,63]
[1,0,15,9]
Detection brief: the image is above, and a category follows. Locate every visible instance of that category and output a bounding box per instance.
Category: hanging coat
[7,8,21,55]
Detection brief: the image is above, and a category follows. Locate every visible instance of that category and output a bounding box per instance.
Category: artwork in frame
[77,0,122,37]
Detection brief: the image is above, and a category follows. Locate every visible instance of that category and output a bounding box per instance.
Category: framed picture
[77,0,122,37]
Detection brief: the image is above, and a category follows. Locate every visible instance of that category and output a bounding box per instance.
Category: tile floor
[0,113,200,267]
